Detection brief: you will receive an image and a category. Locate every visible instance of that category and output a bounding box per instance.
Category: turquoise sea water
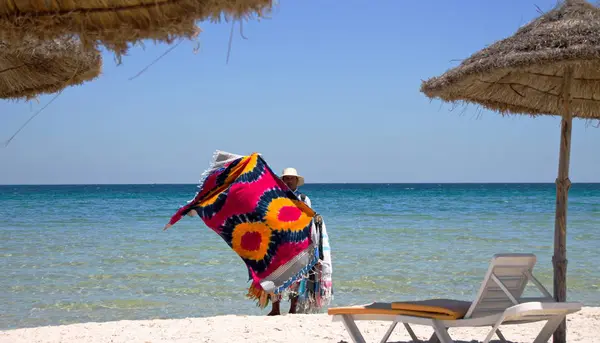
[1,183,599,330]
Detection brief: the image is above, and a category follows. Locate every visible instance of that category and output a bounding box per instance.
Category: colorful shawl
[165,150,319,307]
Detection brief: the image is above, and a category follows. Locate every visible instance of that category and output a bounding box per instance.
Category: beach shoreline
[1,307,598,343]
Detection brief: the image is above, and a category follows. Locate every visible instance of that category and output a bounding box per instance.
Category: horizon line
[1,181,600,186]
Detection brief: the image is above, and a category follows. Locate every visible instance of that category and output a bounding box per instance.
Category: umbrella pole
[553,66,573,343]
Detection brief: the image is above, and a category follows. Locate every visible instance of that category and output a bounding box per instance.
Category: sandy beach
[1,307,598,343]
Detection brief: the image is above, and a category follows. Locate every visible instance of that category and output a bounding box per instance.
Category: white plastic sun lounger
[329,253,582,343]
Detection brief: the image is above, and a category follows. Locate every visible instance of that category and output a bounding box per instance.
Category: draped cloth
[165,150,319,307]
[295,215,334,313]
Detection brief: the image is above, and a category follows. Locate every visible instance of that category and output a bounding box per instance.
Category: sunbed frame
[330,254,582,343]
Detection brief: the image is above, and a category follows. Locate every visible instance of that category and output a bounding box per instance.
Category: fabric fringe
[197,150,222,186]
[246,283,270,308]
[246,247,320,309]
[274,246,320,294]
[295,268,334,313]
[294,217,334,314]
[178,150,243,214]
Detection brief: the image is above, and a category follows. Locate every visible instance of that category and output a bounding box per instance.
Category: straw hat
[281,167,304,187]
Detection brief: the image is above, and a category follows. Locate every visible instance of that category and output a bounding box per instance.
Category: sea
[1,183,599,330]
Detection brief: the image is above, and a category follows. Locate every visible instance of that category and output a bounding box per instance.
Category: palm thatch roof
[0,0,273,60]
[420,0,600,120]
[0,36,102,101]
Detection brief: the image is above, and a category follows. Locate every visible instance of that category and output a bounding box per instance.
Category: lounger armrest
[503,301,583,320]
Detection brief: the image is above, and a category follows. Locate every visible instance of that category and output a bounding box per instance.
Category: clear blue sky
[1,0,598,184]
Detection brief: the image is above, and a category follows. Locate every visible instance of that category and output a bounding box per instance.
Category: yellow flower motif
[231,222,271,261]
[265,198,313,232]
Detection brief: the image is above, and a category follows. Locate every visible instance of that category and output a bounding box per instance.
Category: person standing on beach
[268,167,334,316]
[282,167,311,208]
[268,167,311,316]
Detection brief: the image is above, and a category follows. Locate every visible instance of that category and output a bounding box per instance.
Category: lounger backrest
[465,253,552,319]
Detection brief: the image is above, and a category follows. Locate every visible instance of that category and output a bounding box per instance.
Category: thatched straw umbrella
[0,0,273,60]
[420,0,600,342]
[0,36,101,100]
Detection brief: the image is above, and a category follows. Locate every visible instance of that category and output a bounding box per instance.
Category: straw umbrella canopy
[0,36,102,100]
[0,36,101,101]
[420,1,600,342]
[0,0,273,61]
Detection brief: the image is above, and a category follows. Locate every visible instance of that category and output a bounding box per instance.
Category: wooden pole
[552,66,573,343]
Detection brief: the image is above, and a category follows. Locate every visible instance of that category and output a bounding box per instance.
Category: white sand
[1,307,598,343]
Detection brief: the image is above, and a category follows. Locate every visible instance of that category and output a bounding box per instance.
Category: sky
[1,0,599,184]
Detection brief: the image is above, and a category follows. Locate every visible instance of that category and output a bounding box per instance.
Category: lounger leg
[532,315,566,343]
[340,315,367,343]
[379,321,398,343]
[495,329,508,343]
[403,323,422,343]
[482,320,503,343]
[427,327,449,343]
[427,334,439,343]
[431,320,454,343]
